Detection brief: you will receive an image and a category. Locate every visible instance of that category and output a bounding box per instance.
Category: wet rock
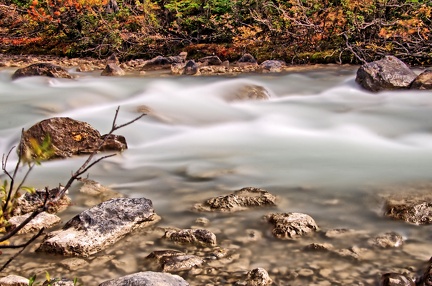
[220,84,271,102]
[193,187,277,212]
[0,275,29,286]
[245,268,273,286]
[42,278,75,286]
[163,228,217,247]
[237,53,257,65]
[183,60,199,75]
[11,63,72,80]
[100,134,128,151]
[380,273,415,286]
[368,232,404,248]
[8,211,61,234]
[260,60,286,73]
[21,117,127,159]
[13,187,71,215]
[383,192,432,225]
[37,197,160,257]
[146,250,204,272]
[304,243,334,252]
[141,52,187,71]
[101,63,125,76]
[98,271,190,286]
[417,257,432,286]
[171,63,185,75]
[411,70,432,90]
[198,55,223,66]
[355,55,417,92]
[265,212,318,239]
[198,65,228,75]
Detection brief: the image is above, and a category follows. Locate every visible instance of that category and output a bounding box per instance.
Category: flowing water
[0,65,431,285]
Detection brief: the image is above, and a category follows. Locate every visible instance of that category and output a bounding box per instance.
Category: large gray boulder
[356,56,417,92]
[37,198,160,257]
[98,271,189,286]
[20,117,127,159]
[12,63,72,80]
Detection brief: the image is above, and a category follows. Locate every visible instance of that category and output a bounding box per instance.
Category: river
[0,65,431,285]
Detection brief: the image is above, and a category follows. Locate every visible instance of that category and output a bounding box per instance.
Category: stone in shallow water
[8,211,61,234]
[0,275,29,286]
[265,212,318,239]
[146,250,204,272]
[163,228,217,247]
[37,197,160,257]
[98,271,189,286]
[193,187,277,212]
[368,232,404,248]
[245,267,273,286]
[380,273,415,286]
[11,63,72,80]
[383,192,432,225]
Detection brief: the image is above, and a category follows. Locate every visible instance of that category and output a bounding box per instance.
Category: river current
[0,65,431,285]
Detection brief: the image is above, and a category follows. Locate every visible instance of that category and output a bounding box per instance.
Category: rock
[36,197,160,257]
[368,232,404,248]
[198,65,228,75]
[331,246,369,261]
[198,55,222,66]
[78,178,123,206]
[42,278,76,286]
[226,84,270,102]
[8,211,61,234]
[101,63,125,76]
[411,70,432,90]
[76,63,94,72]
[106,54,120,65]
[11,63,72,80]
[99,134,128,151]
[98,271,190,286]
[264,212,318,239]
[245,268,272,286]
[193,187,277,212]
[13,187,71,215]
[20,117,127,159]
[304,243,334,252]
[146,250,204,272]
[355,55,417,92]
[183,60,199,75]
[380,273,415,286]
[383,192,432,225]
[171,63,185,75]
[0,275,29,286]
[163,228,217,247]
[417,257,432,286]
[141,52,187,71]
[237,53,257,65]
[260,60,286,73]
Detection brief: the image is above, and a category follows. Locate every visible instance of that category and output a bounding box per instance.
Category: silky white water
[0,65,431,284]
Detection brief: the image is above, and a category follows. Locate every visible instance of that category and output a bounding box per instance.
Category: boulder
[163,228,217,247]
[245,268,273,286]
[20,117,127,159]
[193,187,277,212]
[146,250,204,272]
[383,192,432,225]
[265,212,318,239]
[8,211,61,234]
[411,70,432,90]
[198,55,222,66]
[141,52,187,71]
[36,197,160,257]
[260,60,286,73]
[225,84,270,102]
[98,272,189,286]
[237,53,257,65]
[0,275,29,286]
[101,63,125,76]
[380,273,415,286]
[13,187,71,215]
[368,232,404,248]
[355,55,417,92]
[183,60,199,75]
[11,63,72,80]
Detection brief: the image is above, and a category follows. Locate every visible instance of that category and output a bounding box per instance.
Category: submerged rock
[259,60,286,73]
[146,250,204,272]
[193,187,277,212]
[21,117,127,159]
[383,193,432,225]
[226,84,271,102]
[98,271,189,286]
[245,268,273,286]
[37,197,160,257]
[11,63,72,80]
[265,212,318,239]
[355,55,417,92]
[368,232,404,248]
[163,228,217,247]
[411,70,432,90]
